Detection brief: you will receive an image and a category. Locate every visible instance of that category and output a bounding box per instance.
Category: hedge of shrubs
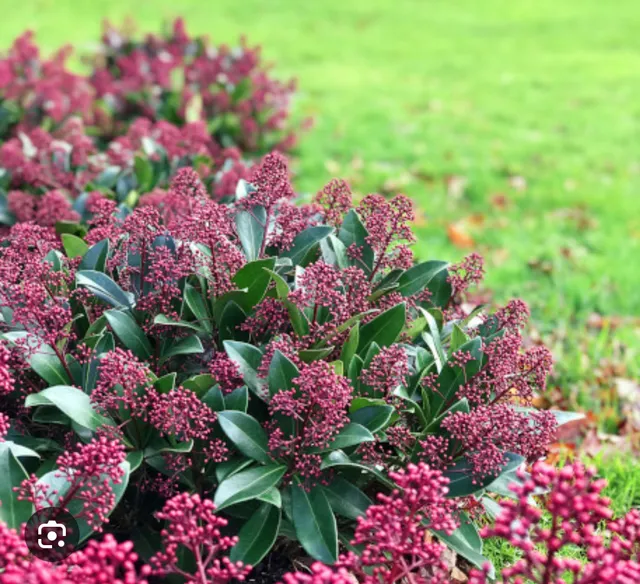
[2,21,639,584]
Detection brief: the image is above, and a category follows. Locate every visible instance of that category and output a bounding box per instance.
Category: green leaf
[298,346,335,363]
[76,270,135,310]
[340,323,359,369]
[236,206,267,261]
[223,341,263,395]
[79,239,109,272]
[225,386,249,412]
[0,444,32,528]
[25,385,111,431]
[444,453,525,498]
[397,260,449,297]
[268,350,300,397]
[126,451,144,472]
[348,404,394,433]
[2,332,71,386]
[153,372,177,393]
[160,335,204,361]
[256,487,282,507]
[215,457,253,482]
[434,521,494,578]
[450,323,469,352]
[202,386,226,411]
[183,374,216,397]
[358,303,406,355]
[38,460,130,541]
[184,284,212,333]
[232,257,276,308]
[218,411,271,464]
[283,299,310,336]
[323,478,371,520]
[153,314,206,333]
[61,233,89,259]
[282,226,333,266]
[134,155,153,191]
[320,450,396,489]
[230,503,281,566]
[291,478,338,564]
[338,210,374,270]
[105,309,152,360]
[263,268,289,298]
[214,463,287,510]
[431,337,483,416]
[318,423,374,452]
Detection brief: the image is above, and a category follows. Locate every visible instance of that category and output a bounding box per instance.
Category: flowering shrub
[469,461,640,583]
[0,148,573,581]
[88,18,302,153]
[0,20,301,154]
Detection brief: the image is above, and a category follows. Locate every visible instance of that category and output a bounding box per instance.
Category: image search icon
[25,508,80,562]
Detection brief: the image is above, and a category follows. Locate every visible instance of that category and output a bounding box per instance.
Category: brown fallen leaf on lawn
[447,223,475,248]
[490,193,510,210]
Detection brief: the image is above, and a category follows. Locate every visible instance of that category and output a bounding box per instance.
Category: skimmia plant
[0,151,578,581]
[0,20,302,153]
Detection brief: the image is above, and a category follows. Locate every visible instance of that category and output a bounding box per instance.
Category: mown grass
[2,0,639,510]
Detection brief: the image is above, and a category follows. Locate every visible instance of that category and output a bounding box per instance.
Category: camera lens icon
[25,509,79,562]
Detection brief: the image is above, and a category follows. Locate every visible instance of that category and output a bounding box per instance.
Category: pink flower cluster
[285,463,457,584]
[470,461,640,583]
[0,32,93,136]
[268,360,352,482]
[89,18,300,152]
[18,434,125,531]
[148,492,251,583]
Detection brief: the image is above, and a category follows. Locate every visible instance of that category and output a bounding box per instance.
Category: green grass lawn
[2,0,639,435]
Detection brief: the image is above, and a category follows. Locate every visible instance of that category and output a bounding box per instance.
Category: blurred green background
[2,0,639,426]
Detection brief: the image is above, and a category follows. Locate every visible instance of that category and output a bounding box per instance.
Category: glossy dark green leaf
[183,374,216,397]
[434,518,494,578]
[444,453,525,498]
[340,323,359,369]
[0,444,32,528]
[215,457,254,482]
[225,386,249,412]
[232,257,276,308]
[323,478,371,520]
[223,341,263,394]
[230,503,281,565]
[357,303,406,355]
[202,386,226,411]
[263,268,289,298]
[268,350,300,397]
[184,283,212,333]
[105,309,152,360]
[337,210,374,271]
[291,478,338,564]
[320,450,395,489]
[348,404,394,433]
[153,314,206,333]
[305,341,338,359]
[236,205,267,261]
[25,386,111,431]
[38,460,130,541]
[214,463,287,510]
[218,411,271,464]
[320,423,374,452]
[450,323,469,352]
[160,335,203,361]
[79,239,110,272]
[397,260,449,297]
[282,226,333,266]
[76,270,135,310]
[431,337,483,416]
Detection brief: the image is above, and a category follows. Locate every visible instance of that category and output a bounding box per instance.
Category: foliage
[0,20,301,154]
[0,146,569,579]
